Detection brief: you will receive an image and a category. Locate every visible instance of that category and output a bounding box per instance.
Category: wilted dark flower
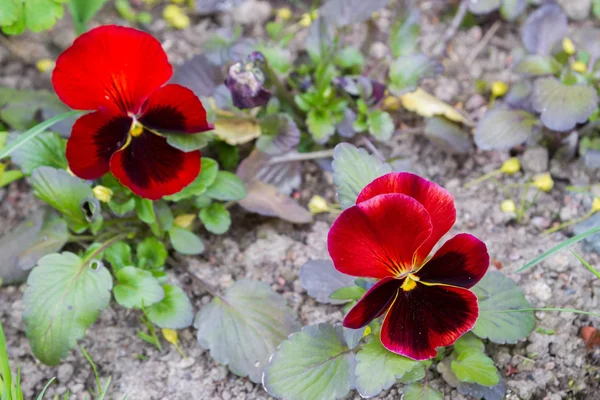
[225,52,272,109]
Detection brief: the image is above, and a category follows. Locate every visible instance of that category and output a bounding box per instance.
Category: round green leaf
[472,271,535,344]
[11,132,67,174]
[424,116,472,154]
[355,335,420,398]
[165,158,219,201]
[368,110,395,141]
[199,203,231,235]
[390,10,419,58]
[263,323,355,400]
[522,3,567,56]
[532,77,599,132]
[389,54,443,95]
[453,333,485,354]
[105,242,133,271]
[196,279,300,383]
[474,109,537,150]
[403,383,443,400]
[23,252,112,365]
[114,266,165,309]
[514,55,562,76]
[168,227,204,255]
[204,171,247,201]
[166,132,211,152]
[451,350,500,386]
[136,237,167,269]
[307,109,336,144]
[335,47,364,70]
[146,284,194,329]
[332,143,392,209]
[299,259,355,304]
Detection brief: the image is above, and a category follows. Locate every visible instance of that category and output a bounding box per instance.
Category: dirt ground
[1,1,600,399]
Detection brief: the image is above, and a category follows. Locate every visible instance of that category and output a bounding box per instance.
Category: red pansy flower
[52,25,213,200]
[328,172,489,360]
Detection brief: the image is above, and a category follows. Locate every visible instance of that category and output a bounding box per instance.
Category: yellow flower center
[401,274,419,292]
[130,120,144,137]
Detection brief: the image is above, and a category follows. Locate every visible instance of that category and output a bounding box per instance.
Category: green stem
[68,234,96,243]
[516,181,531,224]
[82,232,131,265]
[570,250,600,280]
[463,169,502,189]
[543,209,596,235]
[500,307,600,318]
[263,59,305,126]
[490,177,512,199]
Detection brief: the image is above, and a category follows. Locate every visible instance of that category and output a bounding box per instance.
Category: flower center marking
[400,274,419,292]
[130,120,144,137]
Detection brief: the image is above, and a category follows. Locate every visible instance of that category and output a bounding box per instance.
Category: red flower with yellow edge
[328,172,489,360]
[52,25,213,200]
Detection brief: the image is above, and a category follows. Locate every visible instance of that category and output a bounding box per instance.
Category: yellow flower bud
[299,13,312,27]
[500,199,517,213]
[163,4,182,19]
[371,11,380,19]
[363,326,372,337]
[532,173,554,192]
[310,10,319,20]
[171,0,186,4]
[170,13,190,29]
[277,7,292,20]
[174,214,196,229]
[382,96,401,112]
[36,59,55,73]
[592,197,600,213]
[162,328,178,345]
[500,157,521,175]
[491,81,508,97]
[308,195,330,214]
[572,61,587,73]
[562,38,576,55]
[92,185,113,203]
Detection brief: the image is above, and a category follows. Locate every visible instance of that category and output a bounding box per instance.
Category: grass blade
[518,225,600,272]
[0,322,12,400]
[0,111,80,160]
[35,378,56,400]
[571,250,600,279]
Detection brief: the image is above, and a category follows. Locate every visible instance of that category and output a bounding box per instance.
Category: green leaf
[199,203,231,235]
[0,169,23,187]
[500,0,526,21]
[399,362,431,383]
[472,271,535,344]
[21,0,68,33]
[196,279,300,383]
[329,285,366,301]
[105,242,133,271]
[514,55,561,76]
[390,10,419,58]
[355,335,420,397]
[307,109,336,144]
[532,77,599,132]
[0,0,20,26]
[154,200,174,233]
[451,350,500,386]
[205,171,246,201]
[261,46,292,74]
[30,167,93,233]
[11,131,67,174]
[113,266,165,309]
[23,252,112,365]
[299,259,355,304]
[332,143,392,209]
[166,132,211,152]
[368,110,395,141]
[135,198,155,224]
[68,0,107,34]
[136,237,167,269]
[263,323,355,399]
[0,110,79,159]
[424,116,472,154]
[335,47,364,70]
[453,333,485,354]
[403,383,443,400]
[319,0,389,27]
[468,0,501,14]
[169,227,204,255]
[474,109,537,150]
[519,225,600,272]
[165,158,218,201]
[147,284,194,329]
[389,55,443,95]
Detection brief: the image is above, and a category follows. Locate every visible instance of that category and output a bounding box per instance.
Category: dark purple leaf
[256,114,301,155]
[237,150,301,195]
[521,3,568,56]
[474,109,537,150]
[170,54,224,98]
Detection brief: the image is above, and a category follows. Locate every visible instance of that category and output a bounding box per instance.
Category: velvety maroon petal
[380,284,478,360]
[415,234,489,288]
[343,277,402,329]
[328,194,433,279]
[140,84,213,133]
[66,111,131,180]
[109,131,200,200]
[52,25,172,114]
[356,172,456,266]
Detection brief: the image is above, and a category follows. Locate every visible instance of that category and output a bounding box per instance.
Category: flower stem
[543,209,596,235]
[463,169,502,189]
[268,149,335,164]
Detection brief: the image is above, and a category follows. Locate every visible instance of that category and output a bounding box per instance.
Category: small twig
[0,35,30,63]
[433,0,469,56]
[268,149,335,164]
[465,21,502,65]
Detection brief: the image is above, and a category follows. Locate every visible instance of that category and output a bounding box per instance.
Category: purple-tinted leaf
[521,3,568,56]
[390,9,420,58]
[170,54,224,98]
[500,0,527,21]
[468,0,501,15]
[337,109,358,138]
[256,114,300,156]
[474,109,537,150]
[505,80,534,112]
[532,77,598,132]
[306,18,335,62]
[320,0,390,27]
[575,28,600,68]
[299,259,356,304]
[238,180,312,224]
[457,378,507,400]
[194,0,244,15]
[514,55,561,76]
[424,116,473,154]
[236,150,301,195]
[389,54,443,95]
[583,149,600,169]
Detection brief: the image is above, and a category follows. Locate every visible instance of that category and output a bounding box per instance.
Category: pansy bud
[92,185,113,203]
[36,59,55,73]
[174,214,196,229]
[572,61,587,73]
[593,197,600,213]
[562,38,576,55]
[299,13,312,27]
[500,157,520,175]
[308,195,330,214]
[500,199,516,213]
[532,173,554,192]
[491,81,508,97]
[162,328,179,345]
[382,96,401,111]
[225,52,272,109]
[277,7,292,20]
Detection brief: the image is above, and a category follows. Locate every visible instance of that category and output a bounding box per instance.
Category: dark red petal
[109,131,200,200]
[356,172,456,266]
[415,234,489,288]
[343,277,402,329]
[380,284,478,360]
[140,84,214,133]
[52,25,172,114]
[66,111,131,180]
[328,194,433,279]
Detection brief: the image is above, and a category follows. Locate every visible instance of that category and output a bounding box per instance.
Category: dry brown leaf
[238,180,312,224]
[212,112,261,145]
[399,88,473,126]
[580,326,600,349]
